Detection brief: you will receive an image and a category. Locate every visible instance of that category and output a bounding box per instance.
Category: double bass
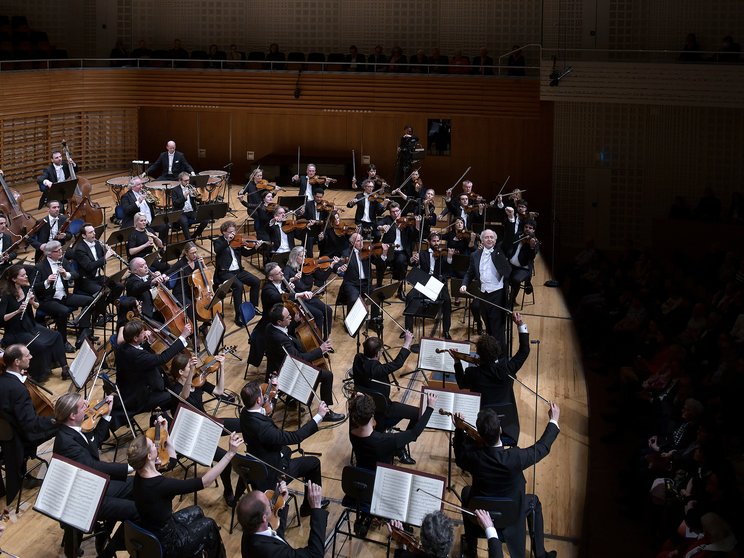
[63,140,104,227]
[0,173,36,238]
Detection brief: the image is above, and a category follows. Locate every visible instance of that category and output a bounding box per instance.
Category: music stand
[106,226,134,247]
[195,202,228,258]
[276,195,306,213]
[75,286,110,349]
[368,281,402,362]
[47,178,78,205]
[189,175,209,189]
[151,209,183,229]
[163,239,190,262]
[208,276,235,311]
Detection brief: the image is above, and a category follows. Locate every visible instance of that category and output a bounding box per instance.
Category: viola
[333,223,357,236]
[146,412,170,471]
[359,242,399,260]
[395,215,418,229]
[190,258,222,321]
[81,397,112,432]
[301,256,347,275]
[229,234,263,249]
[264,482,286,530]
[455,229,475,241]
[255,179,281,191]
[308,175,337,185]
[439,409,484,445]
[281,219,310,233]
[390,526,425,555]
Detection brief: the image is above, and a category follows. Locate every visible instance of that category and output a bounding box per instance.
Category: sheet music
[170,406,222,466]
[408,475,445,526]
[370,466,412,521]
[205,314,225,355]
[344,297,368,337]
[414,275,444,301]
[422,388,481,431]
[69,341,97,389]
[417,338,471,373]
[278,355,320,405]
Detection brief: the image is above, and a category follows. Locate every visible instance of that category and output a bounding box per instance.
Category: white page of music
[170,407,221,466]
[408,475,445,526]
[418,338,471,373]
[370,467,412,522]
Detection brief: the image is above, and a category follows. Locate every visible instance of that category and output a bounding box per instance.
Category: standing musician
[53,393,138,558]
[213,220,262,326]
[506,220,539,307]
[125,257,169,320]
[292,163,331,203]
[268,205,297,269]
[454,404,560,558]
[71,223,119,297]
[263,303,344,422]
[34,240,94,352]
[127,212,168,272]
[172,171,208,240]
[336,232,388,321]
[351,332,420,464]
[284,248,333,337]
[398,186,436,238]
[0,265,69,382]
[144,140,195,181]
[253,190,274,243]
[237,168,264,215]
[0,214,17,274]
[239,380,332,521]
[29,200,72,261]
[377,201,417,298]
[405,232,454,339]
[460,229,511,347]
[496,196,532,241]
[120,177,169,243]
[37,150,76,209]
[347,179,388,236]
[0,345,59,499]
[114,319,192,418]
[351,163,387,191]
[442,217,477,257]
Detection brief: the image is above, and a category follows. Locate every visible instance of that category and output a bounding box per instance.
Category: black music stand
[163,239,190,262]
[367,281,401,362]
[106,226,134,247]
[151,209,183,229]
[208,276,235,311]
[277,195,306,214]
[47,178,78,207]
[189,175,209,189]
[75,285,110,342]
[195,202,228,255]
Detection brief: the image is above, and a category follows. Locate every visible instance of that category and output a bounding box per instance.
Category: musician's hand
[387,519,404,535]
[182,322,193,337]
[215,353,226,364]
[548,402,560,423]
[320,340,333,353]
[475,509,494,531]
[104,247,115,259]
[55,233,66,240]
[318,232,325,241]
[292,174,300,182]
[337,264,348,273]
[448,248,456,257]
[529,237,538,249]
[157,415,169,433]
[278,480,289,499]
[455,411,465,421]
[104,394,115,408]
[306,480,323,509]
[512,311,524,327]
[403,330,414,346]
[228,432,243,453]
[460,285,467,293]
[411,252,420,264]
[43,179,52,187]
[505,206,515,218]
[351,177,357,189]
[300,291,313,300]
[188,356,199,369]
[292,271,302,282]
[317,400,329,418]
[426,392,438,409]
[47,273,57,283]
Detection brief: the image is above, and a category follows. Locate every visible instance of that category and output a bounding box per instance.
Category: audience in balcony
[346,45,365,72]
[679,33,702,62]
[507,45,526,76]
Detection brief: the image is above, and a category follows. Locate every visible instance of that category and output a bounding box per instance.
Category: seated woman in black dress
[284,246,333,338]
[127,418,242,558]
[0,264,68,382]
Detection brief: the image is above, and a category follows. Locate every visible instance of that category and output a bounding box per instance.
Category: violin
[368,193,390,204]
[264,481,286,530]
[309,175,337,185]
[455,229,476,241]
[301,256,347,274]
[439,409,484,445]
[260,377,278,414]
[315,199,340,212]
[229,234,263,249]
[255,179,282,191]
[281,219,310,233]
[459,204,483,214]
[359,242,398,260]
[333,223,358,236]
[395,215,418,229]
[81,397,113,432]
[146,411,170,471]
[391,526,425,555]
[435,347,481,365]
[191,353,223,388]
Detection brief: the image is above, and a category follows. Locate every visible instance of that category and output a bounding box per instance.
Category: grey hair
[420,511,454,558]
[43,240,61,255]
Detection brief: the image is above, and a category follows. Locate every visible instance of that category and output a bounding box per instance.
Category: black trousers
[38,293,93,338]
[176,211,208,240]
[217,269,260,313]
[472,288,506,346]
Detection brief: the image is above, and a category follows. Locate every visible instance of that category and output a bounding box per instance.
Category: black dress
[133,474,225,558]
[0,287,67,381]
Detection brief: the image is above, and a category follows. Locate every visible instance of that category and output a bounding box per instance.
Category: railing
[542,47,744,65]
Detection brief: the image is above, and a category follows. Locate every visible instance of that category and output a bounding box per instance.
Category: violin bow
[445,166,471,196]
[363,291,409,334]
[415,487,475,516]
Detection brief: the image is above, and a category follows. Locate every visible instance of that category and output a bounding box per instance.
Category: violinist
[0,214,17,274]
[167,354,239,506]
[34,240,95,352]
[267,205,297,269]
[70,223,121,298]
[238,480,326,558]
[495,196,532,240]
[349,390,436,470]
[53,392,137,558]
[410,187,438,239]
[284,248,333,338]
[337,232,386,322]
[253,190,274,242]
[238,168,264,214]
[442,217,477,258]
[507,220,539,307]
[0,265,70,382]
[120,177,169,243]
[29,200,72,261]
[126,421,239,558]
[320,211,353,258]
[454,404,560,558]
[300,188,330,257]
[405,232,454,339]
[37,150,75,209]
[292,163,330,203]
[114,318,192,417]
[388,511,455,558]
[377,201,417,298]
[445,192,483,230]
[172,171,208,241]
[0,345,58,499]
[347,178,388,235]
[127,212,168,272]
[125,256,169,319]
[213,220,261,326]
[351,163,387,191]
[263,303,344,422]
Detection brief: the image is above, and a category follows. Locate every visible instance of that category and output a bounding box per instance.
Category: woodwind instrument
[101,242,131,266]
[19,270,39,320]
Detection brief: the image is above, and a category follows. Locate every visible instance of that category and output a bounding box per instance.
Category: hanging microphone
[530,340,540,345]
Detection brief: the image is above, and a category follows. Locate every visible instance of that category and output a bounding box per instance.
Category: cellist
[165,242,202,319]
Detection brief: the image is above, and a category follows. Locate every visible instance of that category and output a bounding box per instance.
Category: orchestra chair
[482,402,519,447]
[240,301,257,379]
[227,454,300,534]
[331,466,388,555]
[333,288,348,322]
[459,493,520,558]
[306,52,326,71]
[0,416,49,513]
[124,520,163,558]
[517,266,536,309]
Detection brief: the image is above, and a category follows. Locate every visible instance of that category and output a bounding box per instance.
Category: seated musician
[239,380,332,522]
[442,217,477,258]
[126,420,240,558]
[377,201,417,297]
[267,205,297,269]
[164,241,203,317]
[70,223,120,297]
[114,319,192,418]
[319,211,352,259]
[0,214,17,274]
[237,168,263,215]
[506,220,539,307]
[300,188,330,257]
[125,257,169,319]
[0,345,59,495]
[284,249,333,338]
[405,231,453,339]
[263,302,344,421]
[351,331,419,463]
[127,212,168,272]
[347,179,388,237]
[213,220,262,327]
[34,240,94,353]
[336,232,387,325]
[167,353,239,506]
[388,511,462,558]
[349,391,436,470]
[53,393,138,558]
[454,403,560,558]
[29,200,72,261]
[37,150,75,209]
[172,171,208,240]
[120,177,169,243]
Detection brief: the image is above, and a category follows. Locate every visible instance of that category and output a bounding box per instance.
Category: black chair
[246,51,266,70]
[228,454,300,534]
[286,52,305,71]
[459,493,520,558]
[326,52,345,70]
[331,466,387,555]
[124,520,163,558]
[306,52,325,71]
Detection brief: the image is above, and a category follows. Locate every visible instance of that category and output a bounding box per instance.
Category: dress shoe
[64,341,76,353]
[234,318,246,327]
[218,393,236,403]
[396,448,416,465]
[443,331,452,340]
[23,476,43,489]
[475,323,484,336]
[542,551,557,558]
[94,530,109,556]
[323,410,345,422]
[223,492,236,507]
[61,366,71,381]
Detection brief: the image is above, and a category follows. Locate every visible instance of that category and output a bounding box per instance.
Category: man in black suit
[145,140,194,181]
[472,47,494,75]
[292,163,330,203]
[172,171,208,240]
[114,319,192,417]
[0,213,17,274]
[507,220,539,307]
[267,205,297,269]
[37,150,76,209]
[377,202,416,295]
[263,303,344,421]
[124,256,168,319]
[300,188,330,257]
[35,240,94,352]
[460,229,512,346]
[347,179,388,234]
[70,223,118,296]
[119,177,168,243]
[239,381,332,520]
[337,232,387,315]
[0,345,58,504]
[213,220,262,326]
[345,44,366,71]
[238,479,327,558]
[454,403,560,558]
[29,200,72,261]
[53,392,138,558]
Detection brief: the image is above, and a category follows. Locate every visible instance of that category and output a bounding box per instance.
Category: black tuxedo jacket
[348,193,384,224]
[345,53,366,71]
[241,508,328,558]
[0,232,16,264]
[351,348,411,401]
[294,176,326,200]
[418,249,449,281]
[171,185,199,213]
[340,249,375,286]
[120,190,157,229]
[462,248,511,288]
[146,151,194,180]
[71,240,106,279]
[264,324,323,377]
[268,224,297,252]
[213,236,255,274]
[34,257,77,302]
[53,422,129,480]
[29,215,72,250]
[125,273,157,317]
[37,163,76,207]
[379,217,415,258]
[115,338,186,409]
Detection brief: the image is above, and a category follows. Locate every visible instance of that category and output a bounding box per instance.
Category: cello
[0,172,36,238]
[280,278,329,370]
[189,257,222,321]
[62,140,104,227]
[153,282,193,339]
